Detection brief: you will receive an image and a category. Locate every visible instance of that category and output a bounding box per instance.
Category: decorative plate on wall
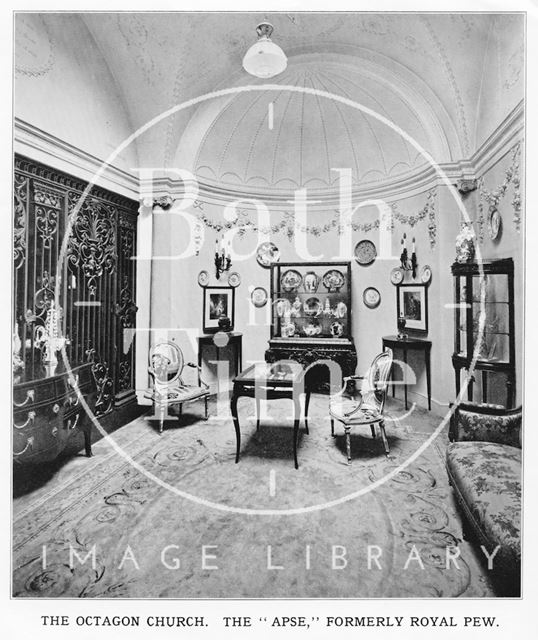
[228,272,241,287]
[251,287,268,308]
[363,287,381,309]
[256,242,280,268]
[390,267,404,285]
[322,269,345,292]
[280,269,303,292]
[420,265,432,284]
[354,239,377,265]
[197,270,210,287]
[488,207,502,240]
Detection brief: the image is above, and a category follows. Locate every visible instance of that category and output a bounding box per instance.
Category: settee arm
[450,402,522,448]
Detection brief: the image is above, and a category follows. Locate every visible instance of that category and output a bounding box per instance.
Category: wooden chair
[145,341,209,433]
[329,348,393,463]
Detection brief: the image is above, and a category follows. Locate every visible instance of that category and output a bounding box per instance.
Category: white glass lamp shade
[242,24,287,78]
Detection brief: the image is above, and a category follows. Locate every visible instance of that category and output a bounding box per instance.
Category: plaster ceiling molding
[419,14,471,157]
[171,50,460,200]
[15,14,55,78]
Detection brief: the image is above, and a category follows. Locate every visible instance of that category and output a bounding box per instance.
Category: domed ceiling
[184,55,453,192]
[19,12,523,198]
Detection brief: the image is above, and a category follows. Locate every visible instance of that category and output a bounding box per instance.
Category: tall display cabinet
[13,156,139,463]
[265,261,357,391]
[451,258,516,407]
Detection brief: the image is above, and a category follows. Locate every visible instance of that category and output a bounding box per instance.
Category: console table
[382,335,432,411]
[13,363,97,464]
[197,332,243,379]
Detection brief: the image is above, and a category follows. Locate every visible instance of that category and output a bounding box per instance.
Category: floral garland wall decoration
[477,143,522,242]
[191,188,438,248]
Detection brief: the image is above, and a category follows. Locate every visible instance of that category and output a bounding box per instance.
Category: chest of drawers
[13,363,97,464]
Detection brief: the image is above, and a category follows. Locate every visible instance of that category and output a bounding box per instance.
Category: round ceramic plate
[420,264,432,284]
[354,239,377,266]
[390,267,404,285]
[488,207,501,240]
[280,269,303,292]
[303,297,322,317]
[197,270,210,287]
[322,269,345,292]
[330,321,344,337]
[256,242,280,268]
[228,271,241,287]
[251,286,268,308]
[363,286,381,309]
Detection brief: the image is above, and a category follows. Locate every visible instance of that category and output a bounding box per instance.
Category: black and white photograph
[6,1,536,637]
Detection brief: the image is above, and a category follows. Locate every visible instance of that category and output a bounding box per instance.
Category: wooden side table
[382,335,432,411]
[197,331,243,380]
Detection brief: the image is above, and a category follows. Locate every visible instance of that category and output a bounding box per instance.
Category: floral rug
[13,396,496,598]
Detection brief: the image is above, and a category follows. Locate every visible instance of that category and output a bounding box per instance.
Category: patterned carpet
[12,395,496,598]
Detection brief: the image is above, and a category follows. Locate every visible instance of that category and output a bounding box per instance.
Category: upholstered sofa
[446,403,522,594]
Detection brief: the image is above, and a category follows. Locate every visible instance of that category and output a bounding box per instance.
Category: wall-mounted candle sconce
[400,233,418,279]
[215,235,232,279]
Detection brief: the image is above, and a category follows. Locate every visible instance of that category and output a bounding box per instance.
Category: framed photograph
[203,286,235,333]
[397,283,428,333]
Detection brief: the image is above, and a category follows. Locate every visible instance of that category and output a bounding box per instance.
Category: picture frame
[397,283,428,333]
[203,286,235,333]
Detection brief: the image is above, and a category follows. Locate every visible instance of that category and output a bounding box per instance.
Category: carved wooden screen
[13,156,138,415]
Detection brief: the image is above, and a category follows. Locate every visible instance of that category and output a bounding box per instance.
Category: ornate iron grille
[13,156,139,415]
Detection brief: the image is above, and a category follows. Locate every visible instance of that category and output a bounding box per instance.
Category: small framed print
[203,286,235,333]
[397,283,428,333]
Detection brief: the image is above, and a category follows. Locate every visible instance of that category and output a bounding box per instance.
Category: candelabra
[214,236,232,279]
[34,301,70,377]
[400,233,418,279]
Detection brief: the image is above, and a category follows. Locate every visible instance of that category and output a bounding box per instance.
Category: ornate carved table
[265,338,357,393]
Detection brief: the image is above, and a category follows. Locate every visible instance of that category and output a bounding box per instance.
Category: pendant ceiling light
[242,22,287,79]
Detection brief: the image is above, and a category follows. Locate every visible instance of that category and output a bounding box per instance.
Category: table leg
[482,370,488,404]
[293,396,301,470]
[304,391,311,435]
[230,391,241,463]
[403,348,408,410]
[238,340,243,373]
[426,349,431,411]
[255,395,261,431]
[391,364,395,398]
[83,421,93,457]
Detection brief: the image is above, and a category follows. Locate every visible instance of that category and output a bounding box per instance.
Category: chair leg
[379,420,390,456]
[204,395,209,420]
[370,424,376,439]
[345,426,351,465]
[331,418,335,437]
[177,404,183,421]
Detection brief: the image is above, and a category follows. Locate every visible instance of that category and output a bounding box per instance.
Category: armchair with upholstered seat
[145,341,209,433]
[329,348,393,464]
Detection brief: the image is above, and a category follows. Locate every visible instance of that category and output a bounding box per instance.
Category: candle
[412,237,416,253]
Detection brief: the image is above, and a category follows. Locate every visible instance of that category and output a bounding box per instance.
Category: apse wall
[148,185,461,415]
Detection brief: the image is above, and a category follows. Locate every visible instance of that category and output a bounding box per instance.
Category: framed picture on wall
[397,283,428,333]
[203,286,235,333]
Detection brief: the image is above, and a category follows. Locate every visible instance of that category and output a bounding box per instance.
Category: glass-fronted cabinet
[452,258,515,407]
[265,261,357,392]
[270,261,352,341]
